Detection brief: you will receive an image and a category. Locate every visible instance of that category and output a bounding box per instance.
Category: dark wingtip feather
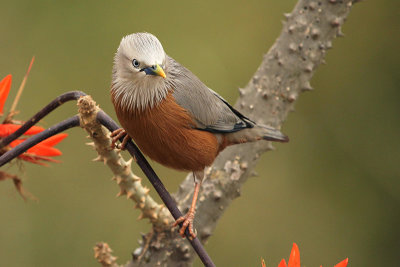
[263,134,289,143]
[280,135,290,143]
[260,125,289,143]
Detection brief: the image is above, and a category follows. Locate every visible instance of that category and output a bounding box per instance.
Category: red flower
[333,258,349,267]
[0,123,44,136]
[262,243,348,267]
[1,59,68,201]
[0,74,12,114]
[0,74,68,165]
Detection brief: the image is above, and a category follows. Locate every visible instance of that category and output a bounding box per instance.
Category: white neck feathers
[111,75,170,112]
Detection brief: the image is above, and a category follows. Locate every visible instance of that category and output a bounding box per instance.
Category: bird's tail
[259,124,289,143]
[224,124,289,146]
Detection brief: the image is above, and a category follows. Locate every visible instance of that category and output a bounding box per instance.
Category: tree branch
[78,96,172,230]
[0,91,86,149]
[128,0,358,266]
[0,1,358,265]
[78,96,216,267]
[0,116,80,167]
[0,95,216,266]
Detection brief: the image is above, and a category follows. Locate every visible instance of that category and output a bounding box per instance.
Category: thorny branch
[0,91,86,149]
[78,96,173,229]
[0,0,358,266]
[127,0,359,266]
[80,96,216,267]
[0,116,80,167]
[0,95,216,266]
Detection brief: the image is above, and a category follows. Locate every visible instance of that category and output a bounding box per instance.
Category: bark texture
[78,96,173,229]
[114,0,358,266]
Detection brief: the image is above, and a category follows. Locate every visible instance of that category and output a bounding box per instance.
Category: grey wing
[168,56,254,133]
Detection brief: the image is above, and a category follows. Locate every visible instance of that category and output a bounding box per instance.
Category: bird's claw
[110,128,130,150]
[173,212,196,239]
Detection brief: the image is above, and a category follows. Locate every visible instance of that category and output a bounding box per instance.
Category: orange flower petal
[278,259,287,267]
[334,258,348,267]
[27,144,62,156]
[9,139,24,147]
[0,124,17,137]
[18,154,48,166]
[0,124,44,137]
[0,75,12,114]
[23,125,45,135]
[18,153,61,165]
[9,133,67,152]
[39,133,68,146]
[288,243,300,267]
[10,139,62,156]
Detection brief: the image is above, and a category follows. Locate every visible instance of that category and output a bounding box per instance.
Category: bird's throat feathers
[111,73,171,112]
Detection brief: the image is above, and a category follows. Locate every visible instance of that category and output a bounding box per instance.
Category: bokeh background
[0,0,398,266]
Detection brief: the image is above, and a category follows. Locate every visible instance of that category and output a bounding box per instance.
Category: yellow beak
[152,64,166,78]
[141,64,166,78]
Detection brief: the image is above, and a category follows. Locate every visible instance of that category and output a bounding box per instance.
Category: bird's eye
[132,59,140,68]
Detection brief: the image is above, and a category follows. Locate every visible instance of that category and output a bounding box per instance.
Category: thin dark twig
[0,116,80,167]
[0,91,86,149]
[0,90,215,266]
[97,110,216,267]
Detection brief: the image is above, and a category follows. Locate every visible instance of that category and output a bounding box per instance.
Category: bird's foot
[173,211,196,239]
[110,128,130,150]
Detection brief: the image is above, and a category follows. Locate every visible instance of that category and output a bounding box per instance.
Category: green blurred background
[0,0,399,266]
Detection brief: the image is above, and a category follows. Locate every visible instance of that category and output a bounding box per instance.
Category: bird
[110,32,289,238]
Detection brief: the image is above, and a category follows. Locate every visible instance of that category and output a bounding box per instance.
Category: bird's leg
[173,182,201,238]
[173,170,204,239]
[110,128,131,150]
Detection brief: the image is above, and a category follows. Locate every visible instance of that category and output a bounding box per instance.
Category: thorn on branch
[93,242,119,267]
[311,28,320,39]
[288,42,297,52]
[331,17,342,27]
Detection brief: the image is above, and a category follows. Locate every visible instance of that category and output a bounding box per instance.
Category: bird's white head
[114,32,166,80]
[112,33,170,111]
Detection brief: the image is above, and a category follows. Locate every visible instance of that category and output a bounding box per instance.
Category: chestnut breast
[112,92,219,171]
